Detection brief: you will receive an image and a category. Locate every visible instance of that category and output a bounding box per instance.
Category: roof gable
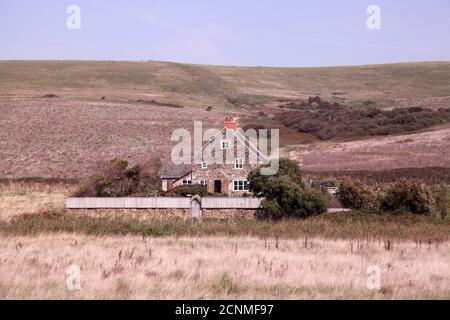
[193,127,268,164]
[160,164,192,179]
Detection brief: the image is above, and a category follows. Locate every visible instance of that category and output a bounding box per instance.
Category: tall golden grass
[0,182,75,221]
[0,234,448,299]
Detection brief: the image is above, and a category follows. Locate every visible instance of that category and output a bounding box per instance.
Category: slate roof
[160,163,192,179]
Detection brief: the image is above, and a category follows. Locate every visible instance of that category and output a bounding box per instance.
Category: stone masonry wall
[68,208,257,219]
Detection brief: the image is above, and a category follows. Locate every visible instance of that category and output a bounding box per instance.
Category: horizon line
[1,59,449,69]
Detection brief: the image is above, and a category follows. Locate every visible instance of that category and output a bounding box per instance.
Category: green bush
[249,158,326,219]
[379,180,435,215]
[73,158,161,197]
[169,184,210,197]
[297,187,327,217]
[337,178,374,211]
[249,158,304,195]
[260,199,283,219]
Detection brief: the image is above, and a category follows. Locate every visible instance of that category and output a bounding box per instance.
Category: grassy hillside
[1,60,450,109]
[1,60,450,179]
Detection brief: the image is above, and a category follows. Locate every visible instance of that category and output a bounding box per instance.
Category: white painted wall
[66,197,262,209]
[66,197,191,209]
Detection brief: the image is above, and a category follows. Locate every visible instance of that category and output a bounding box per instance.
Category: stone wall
[202,209,256,219]
[68,208,190,219]
[67,208,256,219]
[66,197,262,219]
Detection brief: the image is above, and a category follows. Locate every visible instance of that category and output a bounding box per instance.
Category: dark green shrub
[169,184,210,197]
[260,199,283,219]
[275,106,450,140]
[297,187,327,217]
[379,180,435,215]
[249,158,326,219]
[248,158,304,196]
[42,93,58,98]
[337,178,374,210]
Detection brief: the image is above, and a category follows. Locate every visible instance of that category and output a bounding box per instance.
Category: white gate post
[190,195,203,218]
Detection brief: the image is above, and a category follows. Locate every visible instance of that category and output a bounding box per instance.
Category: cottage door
[214,180,222,193]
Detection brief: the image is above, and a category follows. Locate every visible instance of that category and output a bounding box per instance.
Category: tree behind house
[73,158,161,197]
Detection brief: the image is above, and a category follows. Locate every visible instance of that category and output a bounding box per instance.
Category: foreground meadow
[0,183,448,299]
[0,234,449,300]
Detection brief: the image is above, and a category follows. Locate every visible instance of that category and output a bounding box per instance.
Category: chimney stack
[224,116,237,130]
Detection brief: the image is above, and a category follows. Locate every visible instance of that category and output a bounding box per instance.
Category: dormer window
[201,161,208,169]
[221,140,230,149]
[234,158,244,169]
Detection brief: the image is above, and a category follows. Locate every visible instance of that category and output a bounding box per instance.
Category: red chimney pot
[224,116,237,130]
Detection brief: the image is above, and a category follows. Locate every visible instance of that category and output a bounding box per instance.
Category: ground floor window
[182,179,192,185]
[233,180,249,192]
[199,179,207,187]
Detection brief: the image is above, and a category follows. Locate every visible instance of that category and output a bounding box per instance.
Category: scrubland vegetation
[276,106,450,140]
[337,179,441,215]
[305,167,450,186]
[73,158,161,197]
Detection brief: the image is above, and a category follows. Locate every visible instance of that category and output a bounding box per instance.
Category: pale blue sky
[0,0,449,67]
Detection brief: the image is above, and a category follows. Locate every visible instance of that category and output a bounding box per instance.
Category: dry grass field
[290,127,450,171]
[0,183,75,221]
[0,234,448,299]
[0,98,223,178]
[1,61,450,109]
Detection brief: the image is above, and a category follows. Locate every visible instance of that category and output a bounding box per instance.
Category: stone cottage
[161,117,268,196]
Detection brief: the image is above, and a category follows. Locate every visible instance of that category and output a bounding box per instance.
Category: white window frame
[201,161,208,169]
[199,179,207,187]
[233,180,249,192]
[221,139,230,150]
[234,158,244,169]
[182,179,192,185]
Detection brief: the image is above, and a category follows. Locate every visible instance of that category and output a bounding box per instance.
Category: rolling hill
[0,60,449,179]
[1,60,450,110]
